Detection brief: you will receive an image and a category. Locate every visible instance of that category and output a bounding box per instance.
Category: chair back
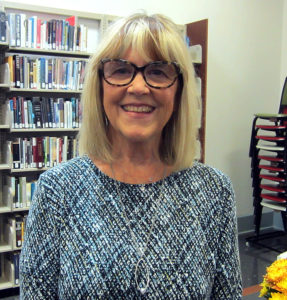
[279,77,287,113]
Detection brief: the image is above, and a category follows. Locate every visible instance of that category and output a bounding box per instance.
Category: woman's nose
[127,72,150,95]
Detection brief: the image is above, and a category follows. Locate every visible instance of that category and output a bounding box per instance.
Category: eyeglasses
[100,59,181,89]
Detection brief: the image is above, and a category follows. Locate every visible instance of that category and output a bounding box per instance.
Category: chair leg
[281,212,287,232]
[254,203,263,236]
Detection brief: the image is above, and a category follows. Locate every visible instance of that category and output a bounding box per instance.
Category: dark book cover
[14,55,21,88]
[48,59,53,89]
[15,215,22,247]
[32,97,42,128]
[14,251,20,285]
[12,97,18,128]
[0,11,7,42]
[68,25,74,51]
[19,56,24,88]
[52,19,56,50]
[49,98,55,127]
[12,139,20,169]
[41,97,50,127]
[76,26,80,51]
[47,20,52,49]
[36,137,44,168]
[40,57,46,89]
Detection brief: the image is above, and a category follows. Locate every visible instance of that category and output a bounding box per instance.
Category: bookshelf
[0,2,119,294]
[186,19,208,163]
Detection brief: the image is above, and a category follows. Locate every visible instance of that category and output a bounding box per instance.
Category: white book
[27,18,32,48]
[64,101,68,128]
[8,13,16,47]
[19,177,26,208]
[20,14,26,47]
[63,136,68,162]
[80,24,87,52]
[24,101,29,129]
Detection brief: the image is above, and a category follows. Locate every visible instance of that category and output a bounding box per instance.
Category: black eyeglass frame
[100,58,181,89]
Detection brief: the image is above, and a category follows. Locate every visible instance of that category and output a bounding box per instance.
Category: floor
[0,229,286,299]
[240,229,287,299]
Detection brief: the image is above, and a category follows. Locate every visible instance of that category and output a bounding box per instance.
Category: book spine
[8,13,16,46]
[20,14,26,47]
[0,11,7,42]
[15,215,22,247]
[14,55,21,88]
[15,14,21,47]
[36,18,41,48]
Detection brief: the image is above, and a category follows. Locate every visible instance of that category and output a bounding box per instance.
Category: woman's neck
[93,139,172,184]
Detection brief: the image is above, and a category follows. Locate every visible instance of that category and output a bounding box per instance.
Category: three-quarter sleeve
[210,178,242,299]
[19,174,63,300]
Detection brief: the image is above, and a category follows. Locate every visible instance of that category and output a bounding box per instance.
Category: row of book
[8,136,79,169]
[5,55,87,90]
[6,96,81,129]
[3,175,37,209]
[5,12,90,52]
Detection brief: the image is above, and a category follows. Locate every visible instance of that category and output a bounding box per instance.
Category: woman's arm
[20,174,63,299]
[210,178,242,299]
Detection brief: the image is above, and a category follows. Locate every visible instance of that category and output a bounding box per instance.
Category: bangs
[107,16,177,63]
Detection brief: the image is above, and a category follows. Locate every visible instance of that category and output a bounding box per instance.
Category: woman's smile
[121,104,155,113]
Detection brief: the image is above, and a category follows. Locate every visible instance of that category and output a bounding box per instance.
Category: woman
[20,13,242,299]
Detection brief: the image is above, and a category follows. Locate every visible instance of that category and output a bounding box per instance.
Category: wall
[4,0,285,217]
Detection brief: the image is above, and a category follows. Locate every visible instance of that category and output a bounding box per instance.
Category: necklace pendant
[139,287,148,295]
[135,257,150,295]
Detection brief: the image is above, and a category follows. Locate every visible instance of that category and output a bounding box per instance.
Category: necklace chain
[110,164,166,295]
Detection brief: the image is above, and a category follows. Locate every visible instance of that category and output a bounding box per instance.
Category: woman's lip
[121,104,155,113]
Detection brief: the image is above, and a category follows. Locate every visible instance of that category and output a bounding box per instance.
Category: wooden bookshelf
[186,19,208,163]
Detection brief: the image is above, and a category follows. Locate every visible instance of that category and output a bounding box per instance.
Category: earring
[104,114,109,127]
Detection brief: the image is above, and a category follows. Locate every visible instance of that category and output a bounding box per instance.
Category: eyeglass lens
[103,60,178,88]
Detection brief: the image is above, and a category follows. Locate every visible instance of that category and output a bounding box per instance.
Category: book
[0,11,7,42]
[14,55,21,88]
[12,138,20,169]
[15,215,22,247]
[32,97,42,128]
[20,13,26,47]
[15,14,21,47]
[14,252,20,285]
[8,13,16,46]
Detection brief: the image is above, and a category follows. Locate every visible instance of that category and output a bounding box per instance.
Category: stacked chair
[247,78,287,252]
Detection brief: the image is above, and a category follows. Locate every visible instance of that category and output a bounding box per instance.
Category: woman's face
[102,48,178,146]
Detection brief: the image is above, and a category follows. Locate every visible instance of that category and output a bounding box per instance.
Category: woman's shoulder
[173,161,233,193]
[39,155,96,187]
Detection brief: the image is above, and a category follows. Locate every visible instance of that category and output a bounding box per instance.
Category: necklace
[110,164,166,295]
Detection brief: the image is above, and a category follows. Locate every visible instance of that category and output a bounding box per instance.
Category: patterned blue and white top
[20,155,242,299]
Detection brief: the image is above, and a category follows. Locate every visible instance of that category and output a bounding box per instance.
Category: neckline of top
[82,154,194,188]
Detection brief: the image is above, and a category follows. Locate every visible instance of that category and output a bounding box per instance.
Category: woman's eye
[148,69,167,77]
[113,68,131,75]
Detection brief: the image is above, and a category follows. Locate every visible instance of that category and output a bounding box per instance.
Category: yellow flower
[260,279,268,297]
[266,259,287,285]
[269,292,287,300]
[276,277,287,295]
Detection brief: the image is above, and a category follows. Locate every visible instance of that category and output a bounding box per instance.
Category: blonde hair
[78,13,199,171]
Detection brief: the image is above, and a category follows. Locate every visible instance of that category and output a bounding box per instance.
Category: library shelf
[10,128,79,133]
